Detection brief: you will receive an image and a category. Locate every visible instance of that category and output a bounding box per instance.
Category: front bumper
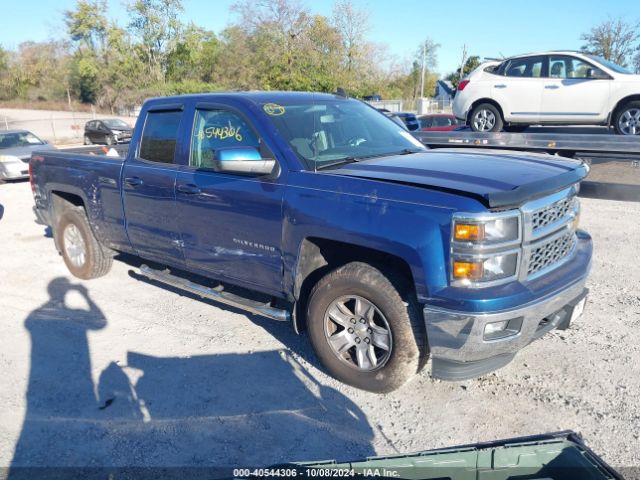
[0,160,29,180]
[424,234,592,381]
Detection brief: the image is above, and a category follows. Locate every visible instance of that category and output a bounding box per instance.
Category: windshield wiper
[315,156,360,170]
[397,148,425,155]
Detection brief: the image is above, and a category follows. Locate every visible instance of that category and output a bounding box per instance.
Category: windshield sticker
[195,121,243,142]
[263,103,286,116]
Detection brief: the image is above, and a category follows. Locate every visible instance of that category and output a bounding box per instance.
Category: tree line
[0,1,638,114]
[0,0,439,113]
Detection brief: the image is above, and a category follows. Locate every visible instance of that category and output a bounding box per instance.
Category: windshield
[587,55,632,74]
[261,98,426,169]
[103,119,130,128]
[0,131,44,149]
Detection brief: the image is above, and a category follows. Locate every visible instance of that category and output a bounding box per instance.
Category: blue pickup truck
[30,92,592,392]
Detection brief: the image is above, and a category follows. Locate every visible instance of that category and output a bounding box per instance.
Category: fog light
[484,320,508,336]
[483,317,523,340]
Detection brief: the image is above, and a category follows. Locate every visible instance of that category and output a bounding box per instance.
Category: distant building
[434,80,455,102]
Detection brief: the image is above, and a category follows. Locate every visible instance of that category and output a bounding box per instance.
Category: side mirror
[214,147,276,176]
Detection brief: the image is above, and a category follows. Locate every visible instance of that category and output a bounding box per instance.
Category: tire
[306,262,428,393]
[55,207,113,280]
[84,135,91,145]
[504,124,528,133]
[613,101,640,135]
[105,135,114,145]
[469,103,504,132]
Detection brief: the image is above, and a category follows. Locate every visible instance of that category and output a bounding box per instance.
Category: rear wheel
[614,101,640,135]
[306,262,428,393]
[469,103,504,132]
[55,207,113,279]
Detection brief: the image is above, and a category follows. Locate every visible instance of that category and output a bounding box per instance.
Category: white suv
[453,51,640,135]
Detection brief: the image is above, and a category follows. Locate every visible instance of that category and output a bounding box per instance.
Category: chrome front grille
[520,185,580,281]
[531,196,576,232]
[527,231,577,277]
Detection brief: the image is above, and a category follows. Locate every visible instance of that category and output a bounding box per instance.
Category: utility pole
[459,44,468,84]
[420,41,426,99]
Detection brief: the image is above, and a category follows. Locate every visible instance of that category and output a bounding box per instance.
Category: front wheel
[105,135,114,145]
[469,103,504,132]
[84,135,91,145]
[613,101,640,135]
[306,262,428,393]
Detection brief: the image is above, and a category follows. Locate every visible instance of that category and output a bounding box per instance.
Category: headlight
[0,155,21,164]
[453,213,520,245]
[452,251,519,285]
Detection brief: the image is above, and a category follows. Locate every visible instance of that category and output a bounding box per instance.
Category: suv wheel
[469,103,504,132]
[306,262,428,393]
[614,101,640,135]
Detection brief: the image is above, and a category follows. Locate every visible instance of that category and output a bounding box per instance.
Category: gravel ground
[0,180,639,470]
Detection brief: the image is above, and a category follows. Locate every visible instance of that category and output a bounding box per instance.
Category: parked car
[0,130,55,180]
[391,112,420,131]
[419,113,464,131]
[453,50,640,134]
[363,94,382,101]
[84,119,133,145]
[31,92,591,393]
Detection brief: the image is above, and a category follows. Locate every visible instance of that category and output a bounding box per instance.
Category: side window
[549,56,604,79]
[190,109,260,169]
[139,110,182,164]
[505,57,544,78]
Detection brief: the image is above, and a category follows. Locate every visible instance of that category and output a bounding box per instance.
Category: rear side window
[139,110,182,164]
[505,56,544,78]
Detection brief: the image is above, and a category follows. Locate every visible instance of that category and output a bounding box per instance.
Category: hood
[0,143,56,160]
[326,149,588,208]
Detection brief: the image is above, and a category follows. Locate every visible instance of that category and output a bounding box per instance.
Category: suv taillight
[457,79,470,91]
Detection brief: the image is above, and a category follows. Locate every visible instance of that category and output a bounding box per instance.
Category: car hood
[0,143,56,159]
[326,149,588,208]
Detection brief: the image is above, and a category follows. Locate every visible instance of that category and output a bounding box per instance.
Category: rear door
[174,103,285,294]
[122,105,186,265]
[492,56,546,123]
[540,55,611,123]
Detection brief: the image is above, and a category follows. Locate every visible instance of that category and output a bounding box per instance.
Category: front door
[174,105,285,294]
[122,107,185,265]
[540,55,611,123]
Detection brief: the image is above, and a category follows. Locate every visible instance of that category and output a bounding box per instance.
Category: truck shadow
[9,277,374,475]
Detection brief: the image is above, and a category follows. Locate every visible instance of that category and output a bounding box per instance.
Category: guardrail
[414,131,640,202]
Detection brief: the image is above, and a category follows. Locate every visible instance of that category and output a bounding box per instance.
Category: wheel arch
[609,94,640,126]
[466,98,505,124]
[292,237,417,333]
[49,189,87,252]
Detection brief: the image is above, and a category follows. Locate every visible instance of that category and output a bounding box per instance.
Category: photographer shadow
[10,277,375,474]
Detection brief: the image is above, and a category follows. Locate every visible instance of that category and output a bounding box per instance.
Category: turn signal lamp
[454,223,484,241]
[453,261,484,280]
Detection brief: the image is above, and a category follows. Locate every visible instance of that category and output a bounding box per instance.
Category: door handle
[494,84,507,88]
[177,183,201,194]
[124,176,143,187]
[545,85,560,89]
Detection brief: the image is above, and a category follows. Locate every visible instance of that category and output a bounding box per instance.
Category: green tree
[580,17,640,67]
[64,0,108,54]
[166,23,219,83]
[127,0,184,81]
[446,55,481,88]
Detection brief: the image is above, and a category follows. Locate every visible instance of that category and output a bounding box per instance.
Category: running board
[138,264,290,322]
